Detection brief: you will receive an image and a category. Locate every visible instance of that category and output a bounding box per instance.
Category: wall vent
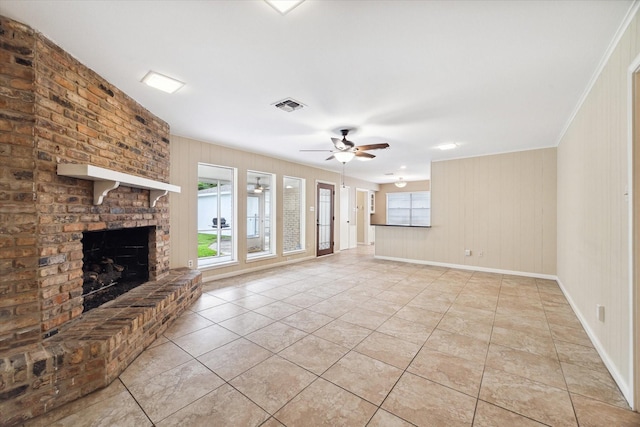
[273,98,304,112]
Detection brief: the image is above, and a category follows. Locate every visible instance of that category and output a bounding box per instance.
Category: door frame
[628,53,640,411]
[316,180,336,257]
[356,188,371,245]
[339,185,351,251]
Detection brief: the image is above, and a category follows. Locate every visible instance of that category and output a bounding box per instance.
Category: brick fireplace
[0,16,201,425]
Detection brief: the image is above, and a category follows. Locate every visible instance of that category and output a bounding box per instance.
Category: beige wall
[371,180,431,224]
[375,148,557,276]
[556,9,640,401]
[169,135,377,281]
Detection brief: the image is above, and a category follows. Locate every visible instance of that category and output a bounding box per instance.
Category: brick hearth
[0,15,198,426]
[1,269,201,426]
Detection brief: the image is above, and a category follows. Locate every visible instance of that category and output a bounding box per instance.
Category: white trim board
[625,50,640,410]
[556,0,640,145]
[200,254,316,283]
[556,277,632,405]
[373,255,557,280]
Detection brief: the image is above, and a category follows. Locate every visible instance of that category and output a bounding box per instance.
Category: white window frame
[196,163,237,268]
[386,191,431,226]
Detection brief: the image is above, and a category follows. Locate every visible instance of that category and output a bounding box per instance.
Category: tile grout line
[107,248,628,426]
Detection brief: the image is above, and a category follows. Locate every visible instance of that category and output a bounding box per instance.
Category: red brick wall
[0,17,39,351]
[0,15,173,352]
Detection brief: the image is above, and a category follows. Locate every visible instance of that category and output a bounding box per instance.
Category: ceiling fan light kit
[253,177,264,193]
[334,151,356,163]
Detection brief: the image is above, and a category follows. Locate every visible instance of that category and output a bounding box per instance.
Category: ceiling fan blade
[355,151,375,159]
[331,137,346,150]
[325,155,335,161]
[343,140,355,149]
[355,143,390,151]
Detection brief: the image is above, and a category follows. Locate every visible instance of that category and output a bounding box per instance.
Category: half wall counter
[372,224,432,262]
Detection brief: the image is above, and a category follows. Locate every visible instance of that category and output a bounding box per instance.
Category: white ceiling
[0,0,634,183]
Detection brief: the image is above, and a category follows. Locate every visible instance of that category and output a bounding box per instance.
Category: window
[197,164,236,267]
[283,176,305,253]
[387,191,431,226]
[247,171,275,258]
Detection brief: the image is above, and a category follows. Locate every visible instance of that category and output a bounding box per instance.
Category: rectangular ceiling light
[141,71,185,94]
[264,0,305,15]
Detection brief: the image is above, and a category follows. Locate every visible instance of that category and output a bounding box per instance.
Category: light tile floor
[26,246,640,426]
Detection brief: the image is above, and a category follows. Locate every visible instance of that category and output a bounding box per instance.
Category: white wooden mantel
[57,163,181,207]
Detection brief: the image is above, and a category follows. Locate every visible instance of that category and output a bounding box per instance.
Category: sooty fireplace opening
[82,227,151,312]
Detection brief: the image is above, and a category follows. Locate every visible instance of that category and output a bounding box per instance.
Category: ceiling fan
[251,177,266,193]
[301,129,390,163]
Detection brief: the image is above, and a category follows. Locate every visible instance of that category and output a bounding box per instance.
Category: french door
[316,182,334,256]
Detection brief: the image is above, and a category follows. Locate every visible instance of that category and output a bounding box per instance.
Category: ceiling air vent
[273,98,304,112]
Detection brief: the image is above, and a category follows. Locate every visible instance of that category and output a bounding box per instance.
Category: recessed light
[141,71,185,94]
[437,143,458,151]
[264,0,305,15]
[400,165,407,169]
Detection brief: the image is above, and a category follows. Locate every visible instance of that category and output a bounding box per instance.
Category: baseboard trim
[375,254,632,405]
[555,277,632,405]
[373,255,558,280]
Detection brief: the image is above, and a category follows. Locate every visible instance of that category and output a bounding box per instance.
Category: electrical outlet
[479,251,484,257]
[464,249,471,256]
[596,304,605,322]
[188,259,193,268]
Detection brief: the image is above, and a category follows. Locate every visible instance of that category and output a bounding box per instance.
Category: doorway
[317,182,334,256]
[356,189,368,244]
[340,186,350,250]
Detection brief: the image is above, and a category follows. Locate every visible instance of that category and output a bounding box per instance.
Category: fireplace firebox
[82,227,151,312]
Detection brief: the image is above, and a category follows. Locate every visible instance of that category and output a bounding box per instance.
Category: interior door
[357,189,366,244]
[317,182,334,256]
[340,186,350,250]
